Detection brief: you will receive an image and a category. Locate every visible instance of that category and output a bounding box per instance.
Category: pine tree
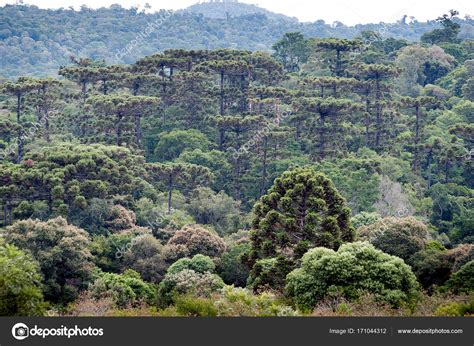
[313,38,362,76]
[246,167,354,289]
[292,97,361,159]
[145,163,213,213]
[87,94,160,147]
[214,115,264,199]
[28,78,62,143]
[353,63,400,150]
[400,96,438,170]
[2,77,42,162]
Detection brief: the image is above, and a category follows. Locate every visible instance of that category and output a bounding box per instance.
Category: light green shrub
[286,242,419,311]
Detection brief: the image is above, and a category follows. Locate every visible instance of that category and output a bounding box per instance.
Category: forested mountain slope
[0,7,472,317]
[1,3,473,78]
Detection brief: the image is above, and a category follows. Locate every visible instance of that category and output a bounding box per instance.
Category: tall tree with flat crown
[87,94,160,147]
[313,38,362,77]
[2,77,41,162]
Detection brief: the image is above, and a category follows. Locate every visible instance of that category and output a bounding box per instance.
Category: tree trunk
[16,93,21,123]
[220,70,225,116]
[318,114,326,160]
[365,93,371,145]
[16,93,23,163]
[219,129,225,151]
[426,148,433,188]
[80,81,88,137]
[261,136,268,195]
[335,49,341,76]
[134,114,142,147]
[116,111,123,146]
[374,76,382,150]
[44,112,51,143]
[444,160,450,183]
[235,129,242,201]
[167,176,173,214]
[413,104,421,171]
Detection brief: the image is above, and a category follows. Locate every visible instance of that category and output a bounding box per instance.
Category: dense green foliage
[358,217,429,261]
[286,242,419,311]
[2,217,94,304]
[0,6,472,316]
[247,167,354,289]
[89,269,157,307]
[1,3,474,78]
[445,260,474,293]
[0,240,46,315]
[157,260,224,307]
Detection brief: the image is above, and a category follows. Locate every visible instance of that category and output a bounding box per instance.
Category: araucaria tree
[246,167,354,289]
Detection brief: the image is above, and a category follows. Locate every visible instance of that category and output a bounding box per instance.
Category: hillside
[0,3,473,319]
[0,3,473,78]
[184,1,297,21]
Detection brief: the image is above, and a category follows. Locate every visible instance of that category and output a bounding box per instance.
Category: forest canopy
[0,3,474,77]
[0,6,473,317]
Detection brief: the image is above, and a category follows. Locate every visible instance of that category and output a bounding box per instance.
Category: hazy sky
[0,0,473,25]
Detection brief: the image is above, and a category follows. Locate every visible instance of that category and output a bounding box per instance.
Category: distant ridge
[183,1,298,21]
[0,3,473,78]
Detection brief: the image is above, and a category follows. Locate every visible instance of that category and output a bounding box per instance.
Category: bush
[67,291,115,317]
[164,225,226,262]
[409,249,452,290]
[157,269,224,307]
[3,217,94,304]
[89,270,156,308]
[444,261,474,294]
[0,241,46,316]
[174,295,218,317]
[286,242,419,312]
[435,301,474,316]
[167,254,215,275]
[358,217,428,262]
[218,243,251,287]
[215,286,297,317]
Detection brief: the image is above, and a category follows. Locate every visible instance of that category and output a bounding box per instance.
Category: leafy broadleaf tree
[286,242,419,311]
[2,77,42,162]
[272,32,310,73]
[421,10,461,44]
[0,240,46,316]
[2,217,94,304]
